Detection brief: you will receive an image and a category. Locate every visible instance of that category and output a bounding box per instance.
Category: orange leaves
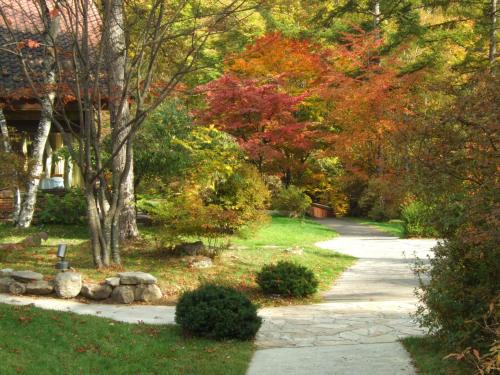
[26,39,40,49]
[227,33,328,94]
[14,39,40,51]
[49,8,60,18]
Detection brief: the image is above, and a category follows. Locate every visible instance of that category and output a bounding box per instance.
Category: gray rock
[9,281,26,295]
[54,272,82,298]
[26,280,54,295]
[0,277,13,293]
[118,272,157,285]
[188,257,213,269]
[135,284,163,303]
[105,277,120,287]
[0,268,13,278]
[11,270,44,282]
[111,286,135,304]
[80,283,112,300]
[174,241,206,255]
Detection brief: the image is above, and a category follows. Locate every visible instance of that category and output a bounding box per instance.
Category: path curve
[246,218,438,375]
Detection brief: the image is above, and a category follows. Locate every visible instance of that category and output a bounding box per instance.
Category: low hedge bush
[175,284,261,340]
[257,261,319,297]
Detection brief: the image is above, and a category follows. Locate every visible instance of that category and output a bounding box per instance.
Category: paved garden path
[0,293,176,324]
[246,218,438,375]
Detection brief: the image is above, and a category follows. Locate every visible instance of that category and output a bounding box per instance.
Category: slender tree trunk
[85,189,105,268]
[64,154,72,188]
[373,0,381,31]
[0,109,10,152]
[16,93,55,227]
[16,6,60,228]
[44,140,52,178]
[490,0,497,65]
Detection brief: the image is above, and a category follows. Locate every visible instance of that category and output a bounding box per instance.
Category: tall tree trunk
[0,109,10,152]
[16,5,60,228]
[490,0,497,65]
[373,0,381,31]
[16,87,56,227]
[104,0,138,247]
[120,147,139,240]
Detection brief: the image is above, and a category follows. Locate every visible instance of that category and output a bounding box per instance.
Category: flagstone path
[246,218,438,375]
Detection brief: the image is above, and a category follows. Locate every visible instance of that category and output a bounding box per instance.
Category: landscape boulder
[26,280,54,295]
[174,241,206,256]
[9,281,26,295]
[135,284,162,303]
[111,285,135,304]
[54,272,82,298]
[105,277,120,287]
[80,283,112,300]
[188,256,213,269]
[11,270,44,282]
[118,272,156,285]
[0,269,13,278]
[0,277,13,293]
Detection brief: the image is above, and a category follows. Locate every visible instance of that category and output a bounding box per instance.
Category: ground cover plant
[0,304,254,375]
[0,216,354,306]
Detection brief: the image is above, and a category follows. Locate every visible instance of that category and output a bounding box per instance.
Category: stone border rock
[0,269,163,304]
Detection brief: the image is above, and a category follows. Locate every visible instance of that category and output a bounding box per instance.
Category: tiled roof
[0,0,101,98]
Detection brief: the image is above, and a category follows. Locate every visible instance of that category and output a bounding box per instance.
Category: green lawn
[351,218,405,237]
[0,216,354,306]
[402,337,472,375]
[0,304,253,375]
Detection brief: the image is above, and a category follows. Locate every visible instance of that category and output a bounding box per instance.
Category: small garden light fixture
[55,244,70,271]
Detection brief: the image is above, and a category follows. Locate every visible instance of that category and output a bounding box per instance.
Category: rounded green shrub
[272,186,312,218]
[175,284,261,340]
[257,261,319,297]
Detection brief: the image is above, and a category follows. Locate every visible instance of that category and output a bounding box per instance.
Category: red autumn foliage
[197,75,314,179]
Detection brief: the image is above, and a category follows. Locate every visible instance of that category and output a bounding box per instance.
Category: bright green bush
[401,200,438,237]
[257,261,319,297]
[142,164,269,249]
[175,284,262,340]
[37,189,86,225]
[272,186,312,218]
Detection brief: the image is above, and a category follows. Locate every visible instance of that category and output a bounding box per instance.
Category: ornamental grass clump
[257,261,319,297]
[175,284,261,341]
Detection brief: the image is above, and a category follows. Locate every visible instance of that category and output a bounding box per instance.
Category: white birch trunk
[16,93,55,227]
[15,6,60,228]
[490,0,497,65]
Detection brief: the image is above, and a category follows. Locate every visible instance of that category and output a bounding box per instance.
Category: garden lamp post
[55,244,70,271]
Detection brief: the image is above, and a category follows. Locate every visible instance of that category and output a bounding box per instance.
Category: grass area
[402,336,472,375]
[0,303,253,375]
[0,216,354,306]
[351,217,405,237]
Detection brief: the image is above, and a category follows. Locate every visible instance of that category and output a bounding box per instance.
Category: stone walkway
[246,218,438,375]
